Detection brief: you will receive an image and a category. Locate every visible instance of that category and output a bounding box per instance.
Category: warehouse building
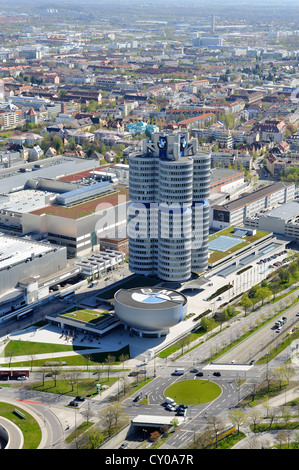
[0,234,67,316]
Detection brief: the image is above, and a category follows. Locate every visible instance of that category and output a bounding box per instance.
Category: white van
[165,397,176,406]
[173,368,184,375]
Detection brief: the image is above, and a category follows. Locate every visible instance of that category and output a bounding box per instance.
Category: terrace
[208,227,270,265]
[61,308,110,325]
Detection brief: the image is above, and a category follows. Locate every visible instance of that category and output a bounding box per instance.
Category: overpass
[131,415,185,427]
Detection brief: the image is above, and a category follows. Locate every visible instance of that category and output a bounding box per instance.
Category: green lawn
[31,376,118,397]
[3,339,86,357]
[164,379,221,405]
[62,308,110,324]
[0,402,42,449]
[2,343,130,368]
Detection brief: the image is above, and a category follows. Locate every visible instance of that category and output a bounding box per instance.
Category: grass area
[208,227,269,265]
[0,401,42,449]
[213,431,246,449]
[62,308,110,324]
[164,379,221,405]
[65,421,94,444]
[1,344,130,368]
[31,376,118,397]
[3,339,86,358]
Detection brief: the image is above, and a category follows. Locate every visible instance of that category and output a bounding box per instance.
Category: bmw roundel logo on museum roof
[132,292,167,304]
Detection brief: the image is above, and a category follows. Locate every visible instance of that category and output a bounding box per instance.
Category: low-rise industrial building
[244,200,299,244]
[0,234,67,316]
[211,182,295,230]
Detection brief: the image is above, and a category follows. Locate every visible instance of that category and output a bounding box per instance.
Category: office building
[211,182,295,230]
[128,131,211,281]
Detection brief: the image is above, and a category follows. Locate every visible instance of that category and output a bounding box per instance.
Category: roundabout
[164,379,222,405]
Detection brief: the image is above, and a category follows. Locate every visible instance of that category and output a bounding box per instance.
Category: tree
[82,399,94,424]
[48,364,61,387]
[239,293,253,316]
[254,286,272,306]
[84,428,104,449]
[228,409,247,434]
[105,354,116,381]
[246,409,262,432]
[99,402,129,437]
[119,353,129,370]
[206,416,225,448]
[62,370,82,393]
[52,135,64,154]
[150,431,161,442]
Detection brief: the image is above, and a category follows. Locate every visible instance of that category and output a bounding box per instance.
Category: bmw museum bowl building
[114,287,188,337]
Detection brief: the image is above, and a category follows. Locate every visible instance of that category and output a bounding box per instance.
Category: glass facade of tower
[128,131,210,281]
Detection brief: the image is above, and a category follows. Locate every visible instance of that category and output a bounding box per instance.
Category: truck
[173,368,184,375]
[275,317,287,328]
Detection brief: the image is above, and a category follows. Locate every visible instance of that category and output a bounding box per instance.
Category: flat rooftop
[30,186,129,219]
[265,201,299,221]
[0,235,54,271]
[208,226,270,264]
[0,189,54,213]
[213,182,293,212]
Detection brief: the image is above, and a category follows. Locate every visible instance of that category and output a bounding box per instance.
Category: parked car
[69,400,79,407]
[119,442,128,449]
[75,396,85,402]
[17,376,27,381]
[196,371,203,376]
[177,404,188,409]
[166,404,175,411]
[213,371,221,377]
[190,368,199,373]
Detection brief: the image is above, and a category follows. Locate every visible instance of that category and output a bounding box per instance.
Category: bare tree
[274,430,288,449]
[206,415,225,448]
[119,374,130,396]
[35,367,48,387]
[62,370,82,393]
[246,409,262,432]
[98,402,129,437]
[104,354,116,381]
[119,353,129,370]
[82,399,94,424]
[48,364,62,387]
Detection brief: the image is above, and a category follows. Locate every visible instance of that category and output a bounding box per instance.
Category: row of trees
[239,254,299,314]
[192,362,297,449]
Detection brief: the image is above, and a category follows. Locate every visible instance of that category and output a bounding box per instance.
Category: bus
[59,290,75,301]
[16,308,34,321]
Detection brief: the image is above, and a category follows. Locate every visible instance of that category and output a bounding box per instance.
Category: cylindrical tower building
[128,131,210,281]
